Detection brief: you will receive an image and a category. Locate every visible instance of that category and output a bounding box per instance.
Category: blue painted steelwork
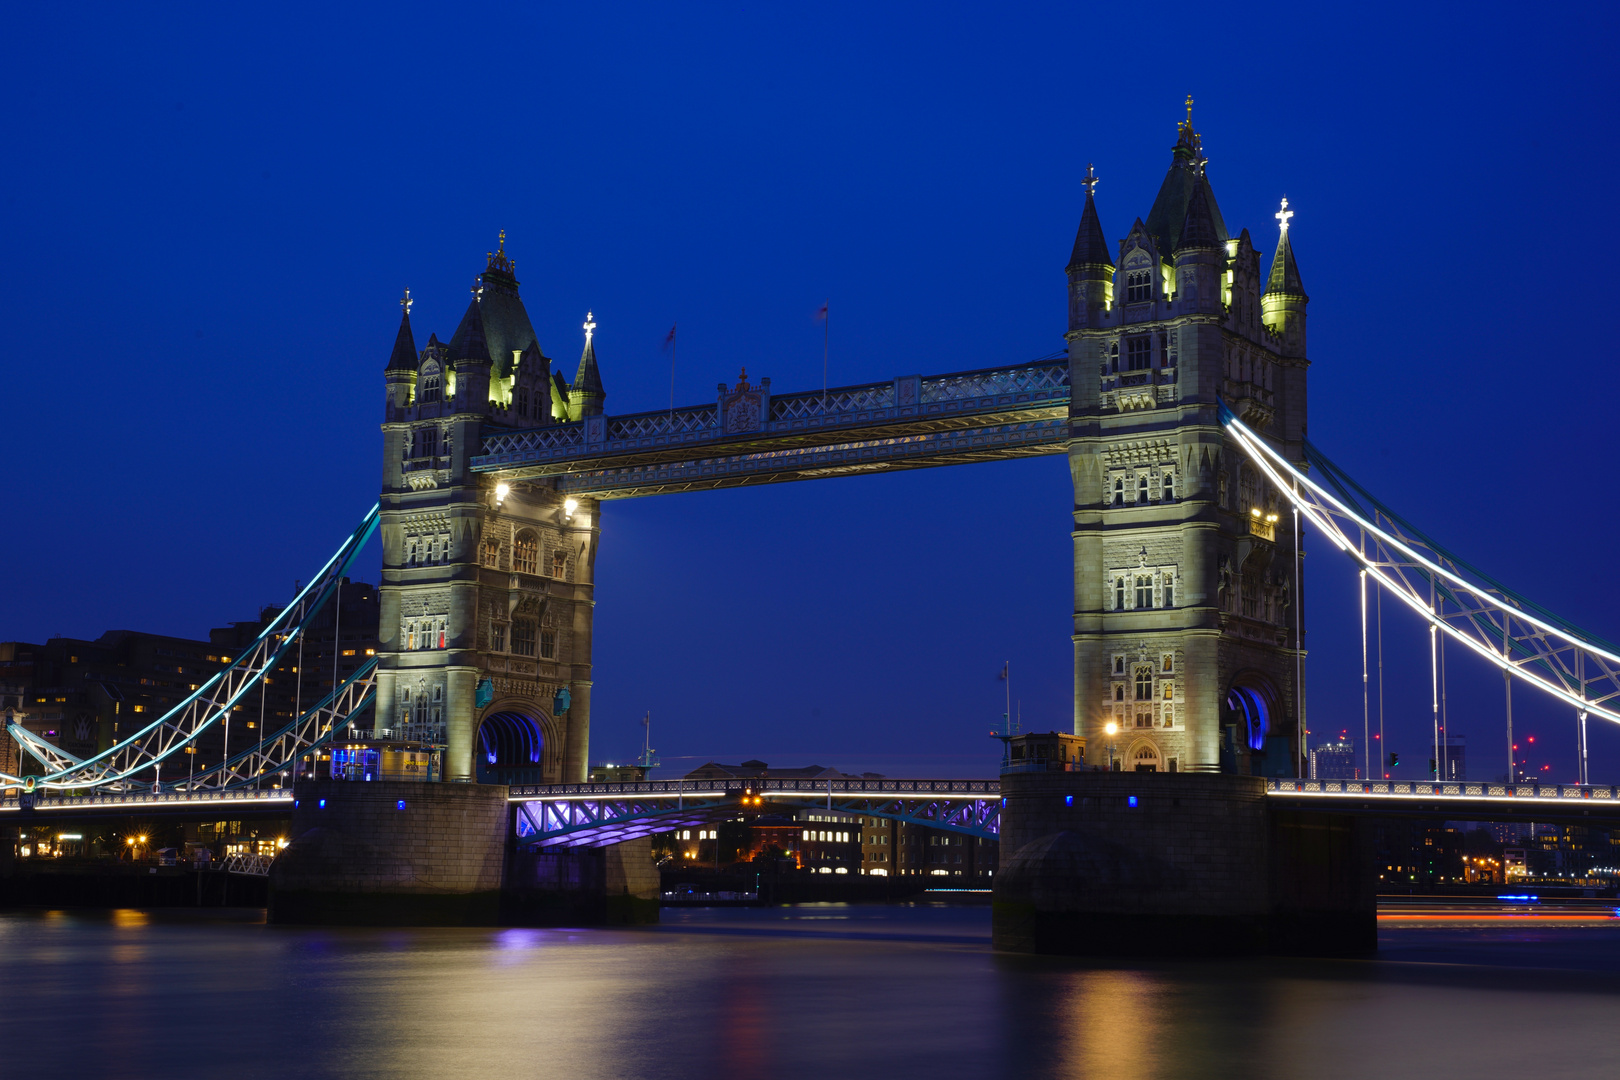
[470,360,1071,498]
[509,777,1002,848]
[1,506,381,795]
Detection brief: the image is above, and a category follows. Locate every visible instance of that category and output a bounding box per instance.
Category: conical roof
[1177,177,1220,251]
[1144,121,1228,256]
[1068,188,1113,270]
[449,297,492,365]
[447,235,545,379]
[1265,223,1306,297]
[573,329,605,399]
[385,309,417,373]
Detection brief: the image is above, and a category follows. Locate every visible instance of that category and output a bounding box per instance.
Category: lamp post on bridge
[1104,721,1118,771]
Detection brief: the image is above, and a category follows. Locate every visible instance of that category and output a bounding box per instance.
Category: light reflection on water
[2,903,1619,1079]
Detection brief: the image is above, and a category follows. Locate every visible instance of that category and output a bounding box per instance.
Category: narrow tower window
[1162,574,1174,608]
[1134,666,1153,701]
[1135,575,1153,609]
[1114,577,1126,611]
[513,532,538,574]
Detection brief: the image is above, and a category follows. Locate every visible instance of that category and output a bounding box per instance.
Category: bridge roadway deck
[7,779,1619,832]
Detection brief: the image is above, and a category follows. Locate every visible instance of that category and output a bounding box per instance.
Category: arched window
[1134,666,1153,701]
[552,549,567,579]
[419,363,442,404]
[1135,575,1153,609]
[1114,684,1124,702]
[482,538,500,568]
[1162,574,1174,608]
[1114,656,1126,675]
[414,683,429,728]
[1109,341,1120,373]
[1114,577,1126,611]
[516,387,530,418]
[1138,476,1149,501]
[512,619,536,657]
[1161,654,1173,674]
[1163,473,1175,501]
[1113,477,1124,504]
[513,531,538,574]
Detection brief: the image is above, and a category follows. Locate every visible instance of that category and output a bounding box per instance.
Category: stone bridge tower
[377,236,602,784]
[1066,109,1309,776]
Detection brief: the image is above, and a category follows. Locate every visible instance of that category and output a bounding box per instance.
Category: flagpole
[669,323,676,419]
[822,299,829,399]
[1005,661,1011,738]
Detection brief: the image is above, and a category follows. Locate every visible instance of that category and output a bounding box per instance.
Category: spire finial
[1082,163,1099,198]
[1275,196,1294,234]
[486,230,515,275]
[1185,94,1194,125]
[400,288,413,318]
[582,311,597,343]
[471,277,485,302]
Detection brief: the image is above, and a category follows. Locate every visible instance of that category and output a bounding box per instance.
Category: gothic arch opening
[1224,671,1280,752]
[476,711,547,783]
[1128,741,1161,773]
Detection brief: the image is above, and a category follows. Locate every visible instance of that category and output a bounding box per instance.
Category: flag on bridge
[662,323,677,351]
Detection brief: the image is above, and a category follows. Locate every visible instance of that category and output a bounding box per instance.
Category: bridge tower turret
[377,236,599,785]
[1066,165,1114,332]
[1067,106,1309,778]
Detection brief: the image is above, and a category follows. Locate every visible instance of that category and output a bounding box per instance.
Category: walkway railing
[1267,779,1618,803]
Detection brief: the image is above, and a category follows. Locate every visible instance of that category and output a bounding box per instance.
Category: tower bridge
[8,109,1619,951]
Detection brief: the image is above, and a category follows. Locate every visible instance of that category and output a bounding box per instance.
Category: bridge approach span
[510,777,1004,848]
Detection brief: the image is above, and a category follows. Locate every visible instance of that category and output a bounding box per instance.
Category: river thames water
[3,903,1618,1079]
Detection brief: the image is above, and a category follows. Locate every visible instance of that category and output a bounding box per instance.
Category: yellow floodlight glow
[564,497,579,517]
[1105,721,1118,736]
[495,482,511,503]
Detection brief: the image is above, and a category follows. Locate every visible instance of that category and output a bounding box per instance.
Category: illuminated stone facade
[377,239,603,783]
[1066,114,1309,775]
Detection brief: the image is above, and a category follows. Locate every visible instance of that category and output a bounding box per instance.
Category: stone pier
[993,771,1374,957]
[268,780,658,926]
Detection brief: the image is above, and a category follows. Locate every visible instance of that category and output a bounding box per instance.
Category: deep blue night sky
[5,2,1617,780]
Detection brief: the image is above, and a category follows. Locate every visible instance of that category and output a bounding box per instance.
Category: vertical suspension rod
[1360,567,1371,782]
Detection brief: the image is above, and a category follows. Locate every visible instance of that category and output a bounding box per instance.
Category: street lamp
[1105,721,1118,771]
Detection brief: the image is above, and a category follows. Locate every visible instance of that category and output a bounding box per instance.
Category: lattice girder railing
[511,779,1002,847]
[168,660,378,793]
[1220,403,1620,727]
[1,506,381,793]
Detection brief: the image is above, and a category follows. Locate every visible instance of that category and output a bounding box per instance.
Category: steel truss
[2,506,381,793]
[511,778,1001,847]
[1221,405,1620,728]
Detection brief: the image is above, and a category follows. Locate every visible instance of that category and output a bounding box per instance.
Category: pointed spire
[1265,197,1306,296]
[1176,177,1219,251]
[385,289,418,372]
[450,297,491,364]
[1067,164,1113,270]
[570,310,606,416]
